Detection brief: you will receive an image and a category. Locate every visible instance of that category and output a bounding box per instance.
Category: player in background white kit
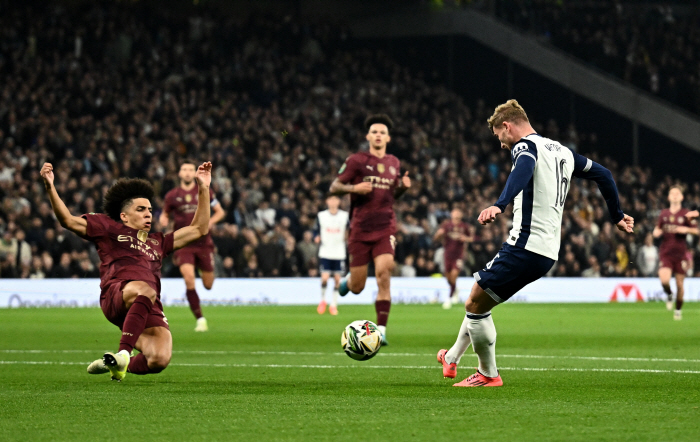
[314,195,349,315]
[437,100,635,387]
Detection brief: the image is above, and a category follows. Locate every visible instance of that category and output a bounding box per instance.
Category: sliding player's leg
[97,281,158,381]
[674,272,685,320]
[373,253,394,344]
[658,266,673,310]
[127,326,173,374]
[318,270,330,314]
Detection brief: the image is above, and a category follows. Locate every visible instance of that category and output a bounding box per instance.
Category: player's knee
[148,353,171,373]
[203,281,214,290]
[349,280,365,294]
[138,287,158,303]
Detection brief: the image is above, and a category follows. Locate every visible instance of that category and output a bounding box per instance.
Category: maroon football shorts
[173,245,215,272]
[100,280,170,330]
[659,253,689,275]
[444,255,463,273]
[348,234,396,268]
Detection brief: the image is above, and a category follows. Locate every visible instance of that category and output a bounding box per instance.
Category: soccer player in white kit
[437,100,635,387]
[314,195,349,315]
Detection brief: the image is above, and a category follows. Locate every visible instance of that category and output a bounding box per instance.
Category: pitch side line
[2,349,700,364]
[2,360,700,374]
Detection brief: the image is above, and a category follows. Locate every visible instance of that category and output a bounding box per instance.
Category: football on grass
[341,320,382,361]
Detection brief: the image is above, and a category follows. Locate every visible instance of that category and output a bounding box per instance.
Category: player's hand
[400,171,411,189]
[672,225,689,234]
[478,206,502,225]
[40,163,54,186]
[616,214,634,233]
[353,182,373,195]
[687,210,699,219]
[196,162,212,188]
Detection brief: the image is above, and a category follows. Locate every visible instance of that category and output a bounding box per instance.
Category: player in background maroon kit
[434,208,473,310]
[330,114,411,344]
[653,186,699,320]
[40,161,213,381]
[160,160,225,332]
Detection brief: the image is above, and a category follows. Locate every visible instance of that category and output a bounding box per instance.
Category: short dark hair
[181,159,198,169]
[102,178,155,222]
[364,114,394,131]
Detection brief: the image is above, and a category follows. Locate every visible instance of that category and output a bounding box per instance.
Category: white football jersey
[506,134,587,260]
[317,209,349,260]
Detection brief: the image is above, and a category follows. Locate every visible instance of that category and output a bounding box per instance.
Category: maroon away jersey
[337,152,401,241]
[81,213,174,291]
[657,208,696,257]
[441,220,471,259]
[163,185,217,247]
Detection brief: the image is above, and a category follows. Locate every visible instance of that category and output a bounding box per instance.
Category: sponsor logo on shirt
[366,165,374,171]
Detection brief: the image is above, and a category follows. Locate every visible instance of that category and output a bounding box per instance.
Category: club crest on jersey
[147,238,159,245]
[137,230,148,243]
[389,166,396,175]
[512,142,529,156]
[679,217,684,223]
[377,164,385,174]
[185,194,192,203]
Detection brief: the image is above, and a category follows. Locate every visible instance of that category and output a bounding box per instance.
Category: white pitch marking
[2,360,700,375]
[2,349,700,364]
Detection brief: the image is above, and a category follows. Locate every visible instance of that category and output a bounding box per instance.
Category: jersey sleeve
[313,215,321,237]
[494,154,536,211]
[80,213,110,240]
[511,140,538,167]
[569,150,624,224]
[162,232,175,256]
[337,155,360,183]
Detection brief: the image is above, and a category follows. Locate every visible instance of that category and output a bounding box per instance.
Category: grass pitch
[1,302,699,441]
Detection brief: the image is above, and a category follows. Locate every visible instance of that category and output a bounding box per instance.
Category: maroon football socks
[449,281,456,297]
[127,353,166,374]
[118,295,153,353]
[375,300,391,326]
[186,288,203,319]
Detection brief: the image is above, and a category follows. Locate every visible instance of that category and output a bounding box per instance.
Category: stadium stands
[1,1,699,280]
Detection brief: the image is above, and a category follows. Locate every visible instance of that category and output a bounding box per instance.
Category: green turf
[1,303,699,441]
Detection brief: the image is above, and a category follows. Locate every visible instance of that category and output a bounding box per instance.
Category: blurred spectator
[637,232,659,277]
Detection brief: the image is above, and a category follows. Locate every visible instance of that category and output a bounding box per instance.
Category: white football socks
[320,284,327,301]
[331,289,339,307]
[377,325,386,337]
[445,314,472,365]
[466,311,498,378]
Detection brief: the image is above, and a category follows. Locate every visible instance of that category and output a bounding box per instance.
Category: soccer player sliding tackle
[437,100,634,387]
[330,114,411,345]
[160,160,225,331]
[41,161,213,381]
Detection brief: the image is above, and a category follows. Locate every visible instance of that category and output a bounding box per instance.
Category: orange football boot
[453,370,503,387]
[437,349,457,379]
[317,301,327,314]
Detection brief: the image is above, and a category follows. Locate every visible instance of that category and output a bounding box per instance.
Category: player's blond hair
[487,99,529,132]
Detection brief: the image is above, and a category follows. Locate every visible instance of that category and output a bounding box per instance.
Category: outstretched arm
[572,154,633,233]
[40,163,87,237]
[173,162,212,250]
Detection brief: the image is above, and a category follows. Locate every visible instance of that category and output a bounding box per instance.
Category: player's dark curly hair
[102,178,155,222]
[364,114,394,131]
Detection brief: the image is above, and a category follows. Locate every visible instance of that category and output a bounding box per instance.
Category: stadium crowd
[1,1,699,281]
[492,0,700,115]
